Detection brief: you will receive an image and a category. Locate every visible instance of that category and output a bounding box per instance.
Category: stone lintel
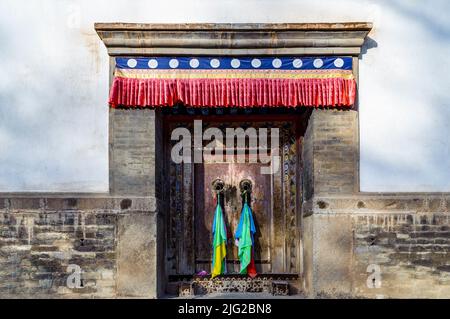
[95,22,372,56]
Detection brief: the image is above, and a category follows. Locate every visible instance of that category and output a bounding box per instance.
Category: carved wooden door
[195,161,272,273]
[165,118,302,277]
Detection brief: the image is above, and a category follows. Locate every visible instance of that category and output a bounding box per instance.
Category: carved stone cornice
[95,22,372,56]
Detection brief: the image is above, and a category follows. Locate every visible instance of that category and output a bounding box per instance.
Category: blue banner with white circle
[116,56,352,70]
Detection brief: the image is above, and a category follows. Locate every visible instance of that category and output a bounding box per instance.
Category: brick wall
[303,109,358,196]
[352,212,450,298]
[304,195,450,298]
[0,196,158,298]
[110,109,162,197]
[0,209,117,297]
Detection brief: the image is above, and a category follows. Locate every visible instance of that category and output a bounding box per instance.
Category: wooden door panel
[194,162,271,273]
[166,119,301,276]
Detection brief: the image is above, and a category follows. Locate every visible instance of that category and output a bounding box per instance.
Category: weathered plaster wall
[0,0,449,192]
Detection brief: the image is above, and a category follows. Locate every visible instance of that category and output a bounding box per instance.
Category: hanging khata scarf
[211,193,227,278]
[235,191,257,278]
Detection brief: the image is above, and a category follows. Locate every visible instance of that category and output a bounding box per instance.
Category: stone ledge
[0,195,159,212]
[304,194,450,216]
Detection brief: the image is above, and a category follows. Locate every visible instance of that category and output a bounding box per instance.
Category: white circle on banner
[251,58,261,68]
[169,59,179,68]
[313,58,324,68]
[231,58,241,68]
[189,58,200,68]
[210,58,220,68]
[127,58,137,68]
[272,58,282,68]
[293,59,303,68]
[148,59,158,69]
[334,58,344,68]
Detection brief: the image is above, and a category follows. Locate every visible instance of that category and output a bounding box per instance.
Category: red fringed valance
[109,57,356,108]
[110,77,356,108]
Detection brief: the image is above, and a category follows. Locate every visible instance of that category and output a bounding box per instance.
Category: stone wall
[302,109,358,197]
[301,107,449,298]
[303,195,450,298]
[0,107,165,299]
[352,211,450,298]
[110,109,163,197]
[0,210,116,297]
[0,196,159,298]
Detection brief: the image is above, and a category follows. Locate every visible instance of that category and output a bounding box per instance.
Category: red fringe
[109,77,356,108]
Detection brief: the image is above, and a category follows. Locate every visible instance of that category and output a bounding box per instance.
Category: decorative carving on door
[165,118,302,277]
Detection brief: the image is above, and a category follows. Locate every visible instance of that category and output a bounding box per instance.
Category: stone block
[116,212,160,298]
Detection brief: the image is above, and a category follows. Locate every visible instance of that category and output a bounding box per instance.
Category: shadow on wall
[360,37,378,57]
[381,0,450,39]
[359,0,450,60]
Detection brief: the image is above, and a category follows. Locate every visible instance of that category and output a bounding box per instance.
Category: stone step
[176,278,291,297]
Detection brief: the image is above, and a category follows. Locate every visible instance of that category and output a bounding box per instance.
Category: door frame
[162,110,310,287]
